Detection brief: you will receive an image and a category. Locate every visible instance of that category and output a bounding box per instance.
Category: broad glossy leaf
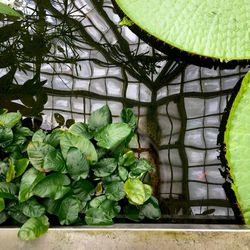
[44,129,63,148]
[66,147,89,180]
[119,150,136,167]
[89,195,106,208]
[22,198,45,218]
[99,199,120,218]
[0,112,21,128]
[69,122,92,139]
[19,167,45,202]
[0,198,5,212]
[0,126,13,147]
[102,172,122,183]
[130,159,152,175]
[85,208,113,225]
[60,131,97,163]
[33,173,71,200]
[118,165,128,181]
[94,123,132,150]
[43,199,61,215]
[140,196,161,220]
[27,141,55,171]
[120,108,137,130]
[0,182,17,199]
[92,158,117,177]
[14,158,30,178]
[88,105,112,131]
[105,181,125,201]
[32,129,46,143]
[124,178,145,205]
[0,3,22,17]
[18,215,49,241]
[58,196,80,225]
[43,148,66,173]
[6,159,15,182]
[143,184,153,202]
[72,179,95,202]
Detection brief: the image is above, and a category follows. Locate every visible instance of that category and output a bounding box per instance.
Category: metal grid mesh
[1,0,249,222]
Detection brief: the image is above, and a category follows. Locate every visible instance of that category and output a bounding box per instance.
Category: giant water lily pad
[115,0,250,62]
[224,71,250,223]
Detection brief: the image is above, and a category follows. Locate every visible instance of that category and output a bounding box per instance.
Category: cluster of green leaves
[0,106,161,240]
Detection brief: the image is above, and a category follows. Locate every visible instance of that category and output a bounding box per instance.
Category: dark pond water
[0,0,249,223]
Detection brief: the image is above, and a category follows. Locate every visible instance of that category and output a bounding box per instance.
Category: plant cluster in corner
[0,105,161,240]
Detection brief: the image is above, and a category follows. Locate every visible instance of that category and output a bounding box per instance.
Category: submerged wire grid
[0,0,249,222]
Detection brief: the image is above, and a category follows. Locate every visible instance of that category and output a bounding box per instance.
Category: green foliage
[0,3,22,17]
[225,71,250,224]
[0,106,161,240]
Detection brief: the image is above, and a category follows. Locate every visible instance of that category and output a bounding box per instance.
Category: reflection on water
[0,0,249,223]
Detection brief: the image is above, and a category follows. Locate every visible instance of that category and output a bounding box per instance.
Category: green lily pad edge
[225,70,250,224]
[115,0,250,62]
